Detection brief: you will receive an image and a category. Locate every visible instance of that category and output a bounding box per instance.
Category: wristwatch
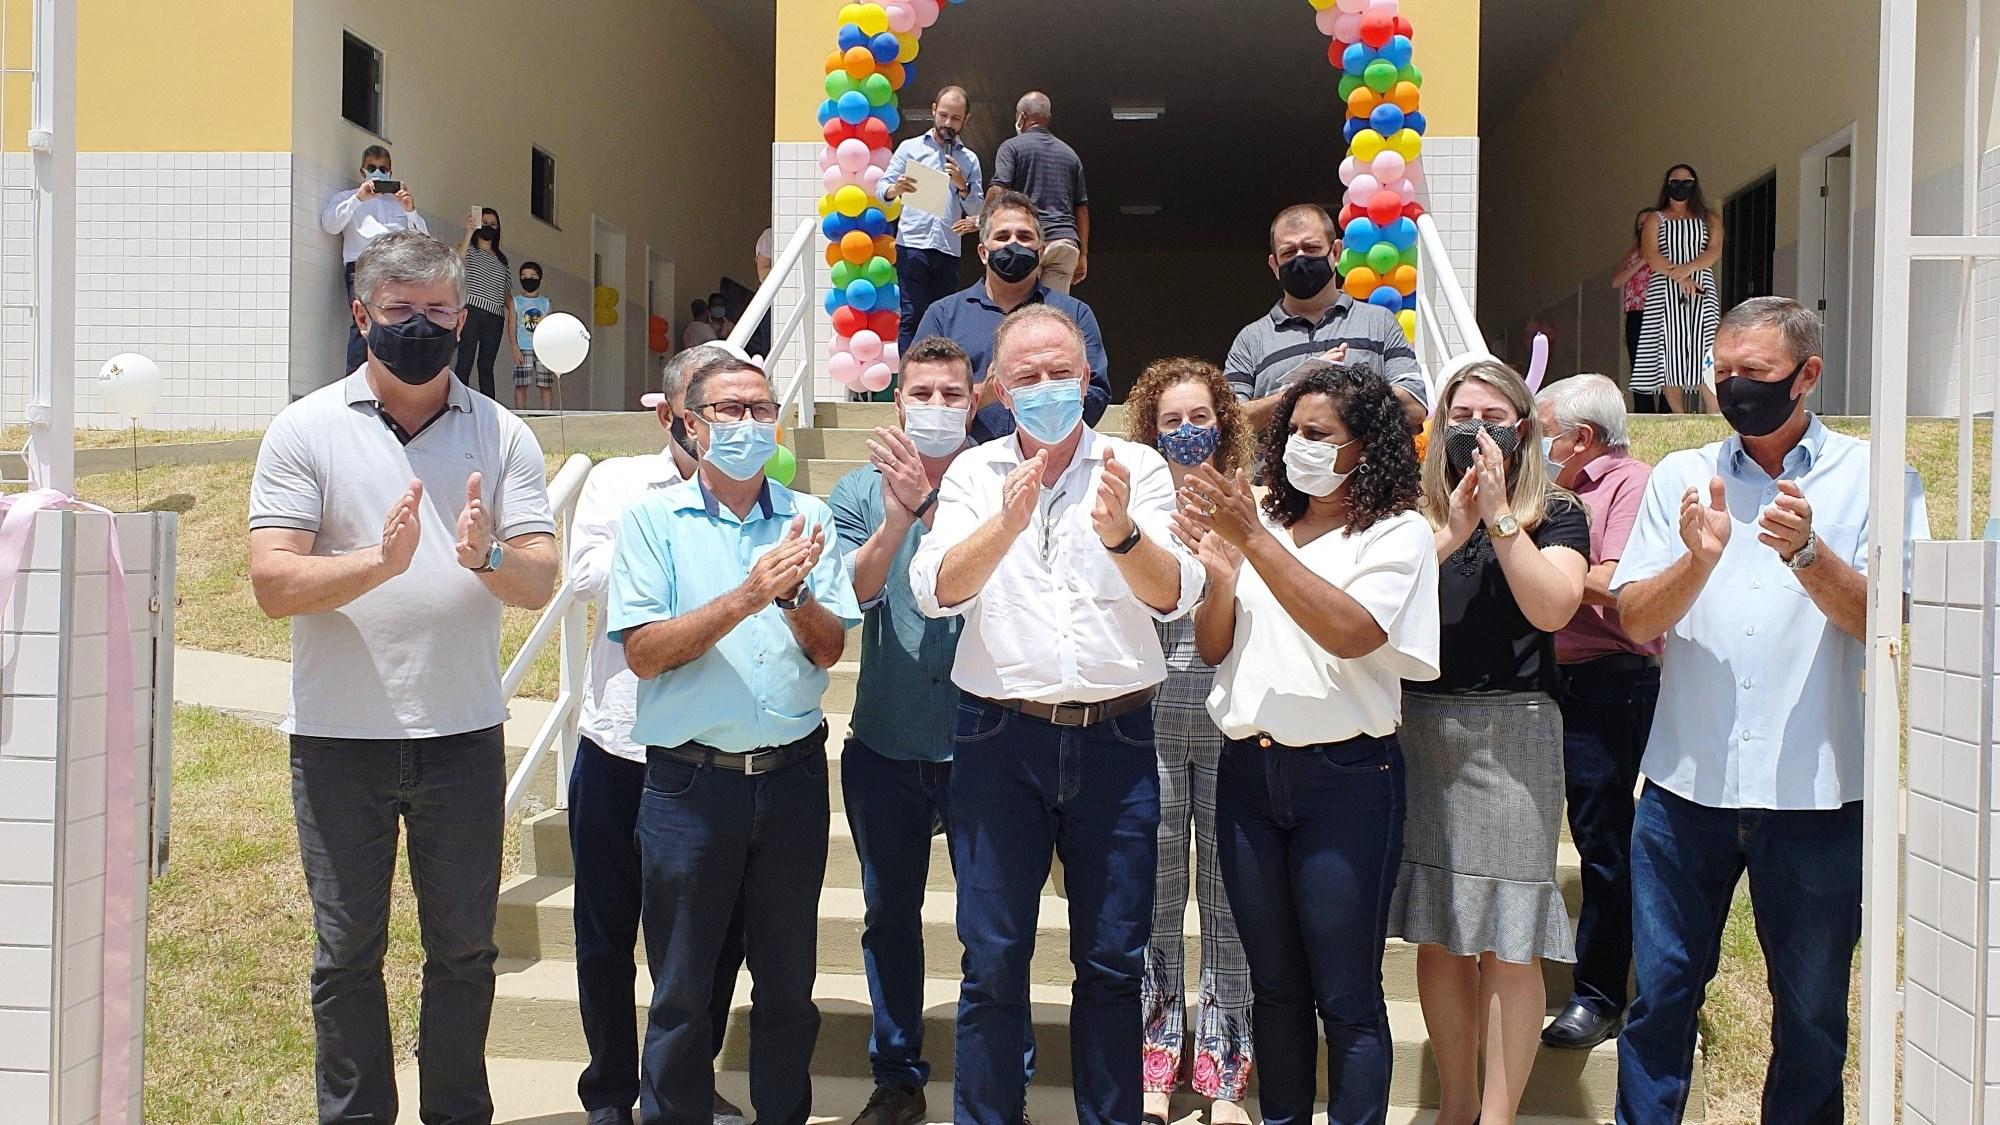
[471,541,503,573]
[775,586,811,611]
[913,488,939,520]
[1491,513,1521,539]
[1785,531,1819,571]
[1107,523,1144,555]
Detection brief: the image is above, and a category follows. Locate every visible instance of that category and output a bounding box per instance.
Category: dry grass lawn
[1,424,263,450]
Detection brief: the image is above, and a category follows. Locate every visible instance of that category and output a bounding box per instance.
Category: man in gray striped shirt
[1224,203,1427,429]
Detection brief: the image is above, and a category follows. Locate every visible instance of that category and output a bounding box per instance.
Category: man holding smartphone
[322,144,429,372]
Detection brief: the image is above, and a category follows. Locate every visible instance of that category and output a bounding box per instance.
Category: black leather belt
[650,723,827,777]
[975,688,1155,728]
[1566,652,1661,674]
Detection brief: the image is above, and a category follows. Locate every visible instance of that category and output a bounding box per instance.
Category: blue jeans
[1216,735,1404,1125]
[569,738,744,1113]
[895,246,963,352]
[950,697,1161,1125]
[1616,783,1862,1124]
[1556,656,1659,1018]
[290,725,505,1125]
[636,731,831,1125]
[840,737,954,1088]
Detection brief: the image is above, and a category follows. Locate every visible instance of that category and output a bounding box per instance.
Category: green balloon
[825,71,857,99]
[862,73,894,107]
[864,257,896,287]
[1399,63,1424,88]
[766,444,797,487]
[1337,74,1363,101]
[831,261,858,288]
[1364,60,1399,95]
[1367,242,1400,275]
[1399,243,1420,269]
[1338,248,1367,275]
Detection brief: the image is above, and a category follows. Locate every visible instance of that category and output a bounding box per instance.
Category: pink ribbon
[0,488,138,1123]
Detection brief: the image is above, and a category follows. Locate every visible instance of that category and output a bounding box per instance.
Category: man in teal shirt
[824,338,977,1125]
[606,353,861,1125]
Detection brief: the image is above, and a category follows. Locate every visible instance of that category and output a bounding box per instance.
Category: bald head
[1016,91,1052,126]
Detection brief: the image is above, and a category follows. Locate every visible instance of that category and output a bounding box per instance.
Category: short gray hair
[683,351,768,414]
[1017,91,1051,122]
[992,304,1085,377]
[1537,373,1630,451]
[352,229,463,307]
[1719,296,1822,362]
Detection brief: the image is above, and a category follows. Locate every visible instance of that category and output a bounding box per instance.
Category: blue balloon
[1344,217,1381,249]
[869,31,901,63]
[1381,35,1414,70]
[825,287,844,315]
[1369,104,1405,136]
[1342,42,1373,76]
[859,208,890,237]
[846,279,880,312]
[1368,286,1402,310]
[901,61,916,89]
[1385,217,1418,251]
[877,282,900,311]
[837,23,868,51]
[1402,294,1419,312]
[1405,110,1427,136]
[817,99,838,126]
[821,212,848,241]
[1342,117,1366,144]
[874,103,901,132]
[837,91,872,125]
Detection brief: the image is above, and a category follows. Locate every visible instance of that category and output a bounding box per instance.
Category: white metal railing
[502,451,593,819]
[731,217,822,430]
[1413,212,1493,396]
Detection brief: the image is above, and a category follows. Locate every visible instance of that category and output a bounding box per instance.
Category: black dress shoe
[852,1083,927,1125]
[585,1109,635,1125]
[1541,1000,1623,1048]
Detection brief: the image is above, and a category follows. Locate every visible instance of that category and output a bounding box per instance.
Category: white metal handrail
[1413,212,1493,393]
[502,452,593,819]
[731,217,822,429]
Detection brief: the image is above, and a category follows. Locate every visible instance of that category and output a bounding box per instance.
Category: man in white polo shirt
[248,229,558,1125]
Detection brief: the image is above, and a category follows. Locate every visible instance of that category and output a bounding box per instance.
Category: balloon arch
[811,0,1431,393]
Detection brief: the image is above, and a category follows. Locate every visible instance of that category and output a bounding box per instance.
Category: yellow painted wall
[1,0,292,151]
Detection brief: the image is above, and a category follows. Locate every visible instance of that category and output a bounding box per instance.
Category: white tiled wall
[1904,539,1998,1124]
[1418,136,1480,358]
[290,152,356,402]
[772,142,834,401]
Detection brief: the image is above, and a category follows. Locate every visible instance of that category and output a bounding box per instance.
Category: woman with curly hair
[1123,356,1255,1125]
[1176,363,1440,1125]
[1393,359,1588,1125]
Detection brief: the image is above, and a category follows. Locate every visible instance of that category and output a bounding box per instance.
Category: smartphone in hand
[373,178,403,195]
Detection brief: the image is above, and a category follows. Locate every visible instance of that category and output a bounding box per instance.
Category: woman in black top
[1387,359,1588,1125]
[456,206,511,398]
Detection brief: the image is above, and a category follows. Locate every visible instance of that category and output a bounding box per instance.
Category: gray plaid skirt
[1387,689,1575,965]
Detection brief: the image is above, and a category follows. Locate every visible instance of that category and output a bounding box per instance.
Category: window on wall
[532,147,558,226]
[341,33,384,136]
[1722,172,1778,311]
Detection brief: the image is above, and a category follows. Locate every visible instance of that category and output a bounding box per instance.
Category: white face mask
[1283,432,1358,498]
[902,403,969,459]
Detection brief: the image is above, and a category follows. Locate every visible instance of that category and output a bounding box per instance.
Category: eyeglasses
[363,164,391,175]
[696,400,782,424]
[372,302,463,328]
[1038,486,1070,565]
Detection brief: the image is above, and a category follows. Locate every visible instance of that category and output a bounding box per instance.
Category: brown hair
[1270,203,1338,254]
[900,335,974,387]
[1419,359,1565,533]
[1124,357,1249,478]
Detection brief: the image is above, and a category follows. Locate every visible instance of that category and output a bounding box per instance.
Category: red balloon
[868,310,899,339]
[823,118,862,146]
[1327,39,1348,67]
[1360,11,1394,48]
[1395,15,1414,38]
[833,306,867,337]
[860,117,892,150]
[1367,190,1402,226]
[1338,202,1363,227]
[1402,201,1427,220]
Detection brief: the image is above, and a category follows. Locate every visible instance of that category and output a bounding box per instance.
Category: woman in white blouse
[1175,363,1441,1125]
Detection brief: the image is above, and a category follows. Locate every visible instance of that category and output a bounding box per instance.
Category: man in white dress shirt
[911,305,1203,1125]
[321,144,429,373]
[566,342,750,1125]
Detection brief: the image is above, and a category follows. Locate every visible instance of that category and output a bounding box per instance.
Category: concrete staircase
[471,402,1702,1122]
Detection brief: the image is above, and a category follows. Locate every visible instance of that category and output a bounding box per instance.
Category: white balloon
[98,352,161,419]
[533,312,592,375]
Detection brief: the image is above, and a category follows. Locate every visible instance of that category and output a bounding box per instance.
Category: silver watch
[1785,531,1819,571]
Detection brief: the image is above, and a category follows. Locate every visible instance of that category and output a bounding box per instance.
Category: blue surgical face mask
[1010,378,1084,445]
[1543,431,1577,480]
[701,419,779,481]
[1157,422,1220,466]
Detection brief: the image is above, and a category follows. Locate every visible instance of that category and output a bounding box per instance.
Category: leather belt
[650,723,827,777]
[976,688,1156,729]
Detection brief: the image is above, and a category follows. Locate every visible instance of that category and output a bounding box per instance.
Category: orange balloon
[1390,264,1418,295]
[840,230,874,266]
[843,46,876,81]
[881,61,907,90]
[824,49,845,75]
[825,242,844,268]
[1390,81,1422,114]
[1343,266,1380,300]
[1345,86,1381,118]
[872,234,898,262]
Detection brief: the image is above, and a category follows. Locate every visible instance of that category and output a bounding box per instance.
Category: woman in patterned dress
[1611,208,1659,412]
[1125,357,1255,1125]
[1634,164,1725,414]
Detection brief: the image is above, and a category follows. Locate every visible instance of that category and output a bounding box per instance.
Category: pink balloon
[1397,178,1420,203]
[1338,156,1361,186]
[1403,161,1425,187]
[818,147,838,172]
[831,333,854,356]
[1315,8,1341,35]
[1526,333,1550,392]
[860,363,895,393]
[837,138,871,174]
[1350,173,1382,200]
[829,351,862,386]
[870,146,895,170]
[1371,150,1406,184]
[886,2,917,34]
[1336,0,1368,12]
[861,167,884,193]
[880,341,900,370]
[1333,12,1364,41]
[822,166,847,194]
[915,0,940,28]
[850,329,884,363]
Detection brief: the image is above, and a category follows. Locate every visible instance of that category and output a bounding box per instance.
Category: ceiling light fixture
[1110,105,1165,122]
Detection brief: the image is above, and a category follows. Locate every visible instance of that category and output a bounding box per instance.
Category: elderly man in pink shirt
[1533,373,1662,1051]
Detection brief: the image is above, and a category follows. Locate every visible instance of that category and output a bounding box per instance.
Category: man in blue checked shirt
[882,86,983,351]
[606,352,861,1125]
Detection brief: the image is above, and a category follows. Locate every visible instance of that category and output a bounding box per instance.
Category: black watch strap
[914,488,939,520]
[1107,523,1144,556]
[774,586,810,611]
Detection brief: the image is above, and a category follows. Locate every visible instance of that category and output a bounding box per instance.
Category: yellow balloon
[883,196,904,222]
[1398,309,1418,341]
[1393,128,1424,162]
[834,185,869,218]
[817,194,835,218]
[896,31,920,64]
[839,4,864,27]
[855,3,890,36]
[1350,129,1386,162]
[1311,0,1337,8]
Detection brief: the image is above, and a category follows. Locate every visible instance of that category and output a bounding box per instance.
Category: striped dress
[1632,213,1718,393]
[463,246,511,316]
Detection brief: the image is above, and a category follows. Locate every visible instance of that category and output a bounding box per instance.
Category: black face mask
[1717,359,1806,437]
[987,243,1040,284]
[1666,179,1696,202]
[1443,419,1522,476]
[670,415,700,460]
[366,312,458,386]
[1279,253,1336,300]
[476,225,500,245]
[519,275,541,293]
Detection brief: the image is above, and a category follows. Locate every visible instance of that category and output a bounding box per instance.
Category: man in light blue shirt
[882,87,983,352]
[1608,297,1929,1124]
[606,353,861,1125]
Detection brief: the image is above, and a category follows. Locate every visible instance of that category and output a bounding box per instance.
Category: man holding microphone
[882,86,983,351]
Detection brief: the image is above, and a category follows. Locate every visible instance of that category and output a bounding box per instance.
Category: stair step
[485,962,1680,1118]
